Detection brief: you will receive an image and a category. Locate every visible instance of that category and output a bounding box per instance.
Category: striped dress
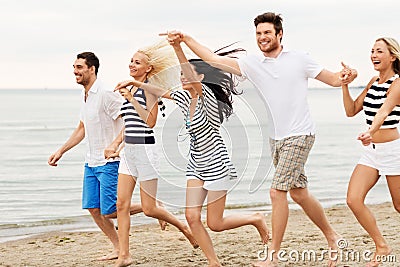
[120,88,155,144]
[363,74,400,129]
[170,84,237,182]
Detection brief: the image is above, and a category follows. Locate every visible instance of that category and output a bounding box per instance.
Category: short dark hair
[77,52,100,75]
[254,12,283,41]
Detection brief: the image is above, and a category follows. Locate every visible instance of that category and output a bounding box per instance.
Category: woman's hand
[340,62,358,85]
[114,86,134,102]
[115,80,134,91]
[357,131,373,146]
[115,80,138,101]
[104,144,120,159]
[159,30,184,46]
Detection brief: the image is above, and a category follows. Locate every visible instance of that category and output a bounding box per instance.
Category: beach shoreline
[1,202,398,267]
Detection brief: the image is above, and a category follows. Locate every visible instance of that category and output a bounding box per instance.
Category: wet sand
[0,202,399,266]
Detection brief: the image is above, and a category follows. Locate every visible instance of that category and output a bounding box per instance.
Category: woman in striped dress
[340,37,400,266]
[116,37,270,267]
[111,40,198,267]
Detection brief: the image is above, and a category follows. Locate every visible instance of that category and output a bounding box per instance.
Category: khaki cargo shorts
[269,134,315,191]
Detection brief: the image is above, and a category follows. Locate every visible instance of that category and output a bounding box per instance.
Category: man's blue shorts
[82,161,119,215]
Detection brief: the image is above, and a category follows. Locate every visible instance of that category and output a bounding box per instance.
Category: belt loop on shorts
[372,144,376,149]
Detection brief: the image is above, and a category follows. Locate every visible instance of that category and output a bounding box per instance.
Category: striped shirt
[121,88,155,144]
[171,84,237,182]
[363,74,400,129]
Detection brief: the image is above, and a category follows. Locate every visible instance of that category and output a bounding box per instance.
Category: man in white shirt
[48,52,133,261]
[165,12,356,267]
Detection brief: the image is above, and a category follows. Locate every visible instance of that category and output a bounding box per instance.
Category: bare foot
[157,200,168,230]
[253,213,270,244]
[181,225,199,249]
[158,219,167,230]
[97,250,119,261]
[252,259,278,267]
[327,235,343,267]
[365,246,392,267]
[114,257,134,267]
[207,261,222,267]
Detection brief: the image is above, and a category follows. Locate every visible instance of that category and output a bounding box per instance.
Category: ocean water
[0,87,392,243]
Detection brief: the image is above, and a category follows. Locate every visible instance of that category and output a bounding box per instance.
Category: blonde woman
[341,37,400,267]
[110,40,198,267]
[116,37,270,267]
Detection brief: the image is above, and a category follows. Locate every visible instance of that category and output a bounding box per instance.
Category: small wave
[0,217,80,230]
[224,202,270,210]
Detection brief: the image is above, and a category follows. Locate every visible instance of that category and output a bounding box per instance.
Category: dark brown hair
[254,12,283,41]
[77,52,100,75]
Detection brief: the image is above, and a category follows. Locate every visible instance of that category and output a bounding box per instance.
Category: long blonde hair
[376,37,400,74]
[138,39,180,90]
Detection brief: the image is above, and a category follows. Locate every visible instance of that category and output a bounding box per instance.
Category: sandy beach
[0,202,398,267]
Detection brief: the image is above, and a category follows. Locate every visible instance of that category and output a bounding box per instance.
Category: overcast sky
[0,0,399,89]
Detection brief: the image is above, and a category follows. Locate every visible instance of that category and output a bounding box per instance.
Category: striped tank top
[363,74,400,129]
[120,87,155,144]
[170,84,237,182]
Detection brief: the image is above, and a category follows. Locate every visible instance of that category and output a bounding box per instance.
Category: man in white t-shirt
[165,12,356,267]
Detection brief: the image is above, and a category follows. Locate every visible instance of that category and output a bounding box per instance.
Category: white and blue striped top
[120,88,155,144]
[363,74,400,129]
[171,84,237,182]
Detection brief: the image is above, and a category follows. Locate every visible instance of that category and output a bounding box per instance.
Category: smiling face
[73,58,95,86]
[371,40,396,72]
[180,64,204,91]
[129,52,152,80]
[256,22,282,56]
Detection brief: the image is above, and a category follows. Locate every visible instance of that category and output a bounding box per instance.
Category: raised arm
[162,31,242,76]
[316,62,358,87]
[167,33,203,97]
[115,80,172,100]
[341,77,375,117]
[114,85,159,128]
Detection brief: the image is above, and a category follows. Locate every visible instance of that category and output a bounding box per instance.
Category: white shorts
[188,177,237,191]
[119,144,160,182]
[358,138,400,176]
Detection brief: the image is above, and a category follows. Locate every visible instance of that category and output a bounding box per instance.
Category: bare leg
[88,207,120,261]
[104,198,167,231]
[105,202,142,219]
[347,165,391,267]
[364,174,400,267]
[290,187,340,266]
[386,174,400,213]
[206,190,269,243]
[156,200,168,230]
[114,173,136,267]
[140,179,198,248]
[253,188,288,267]
[185,179,221,267]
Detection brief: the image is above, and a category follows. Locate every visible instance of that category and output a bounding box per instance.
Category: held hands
[357,131,373,146]
[114,80,136,101]
[159,30,184,46]
[340,62,358,85]
[104,144,119,159]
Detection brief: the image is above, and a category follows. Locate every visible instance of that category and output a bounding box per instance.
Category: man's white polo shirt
[80,79,124,167]
[237,48,323,140]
